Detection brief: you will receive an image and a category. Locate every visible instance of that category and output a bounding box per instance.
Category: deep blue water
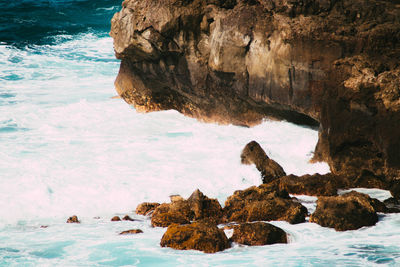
[0,0,121,46]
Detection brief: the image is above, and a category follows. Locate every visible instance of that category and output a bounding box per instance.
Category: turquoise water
[1,1,399,266]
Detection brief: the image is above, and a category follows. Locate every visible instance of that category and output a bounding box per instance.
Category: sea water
[1,1,399,266]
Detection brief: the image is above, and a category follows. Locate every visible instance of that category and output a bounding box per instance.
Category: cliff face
[110,0,400,186]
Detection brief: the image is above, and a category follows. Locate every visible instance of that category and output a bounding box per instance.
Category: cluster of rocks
[64,140,399,254]
[134,141,398,253]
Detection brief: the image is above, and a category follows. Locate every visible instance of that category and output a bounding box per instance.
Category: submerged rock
[310,191,379,231]
[135,202,160,216]
[66,215,80,224]
[230,222,287,246]
[111,216,121,222]
[111,0,400,188]
[119,229,143,235]
[160,221,230,253]
[241,141,286,183]
[122,215,135,221]
[223,185,307,224]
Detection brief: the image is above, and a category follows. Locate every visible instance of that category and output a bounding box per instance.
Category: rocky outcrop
[67,215,80,223]
[151,189,223,227]
[160,221,230,253]
[230,222,287,246]
[223,185,307,224]
[310,191,381,231]
[275,173,348,196]
[136,202,160,216]
[111,0,400,187]
[241,141,286,183]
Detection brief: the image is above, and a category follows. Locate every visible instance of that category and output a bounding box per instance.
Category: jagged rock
[241,141,286,183]
[310,191,380,231]
[151,189,223,227]
[230,222,287,246]
[223,185,307,224]
[119,229,143,235]
[151,200,193,227]
[160,221,230,253]
[275,173,348,196]
[122,215,135,221]
[66,215,80,223]
[135,202,160,216]
[111,0,400,187]
[187,189,223,221]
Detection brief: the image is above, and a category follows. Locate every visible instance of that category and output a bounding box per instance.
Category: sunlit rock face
[110,0,400,186]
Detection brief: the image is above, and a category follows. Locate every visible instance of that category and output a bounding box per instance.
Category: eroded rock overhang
[110,0,400,191]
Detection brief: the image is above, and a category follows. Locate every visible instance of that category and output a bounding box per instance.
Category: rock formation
[310,191,381,231]
[151,189,223,227]
[223,185,308,224]
[111,0,400,188]
[241,141,286,183]
[136,202,160,216]
[230,222,287,246]
[160,221,231,253]
[66,215,80,223]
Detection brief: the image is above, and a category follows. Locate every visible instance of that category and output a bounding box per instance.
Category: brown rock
[187,189,223,221]
[160,221,230,253]
[122,215,135,221]
[111,0,400,189]
[151,200,193,227]
[135,202,160,216]
[151,189,223,227]
[111,216,121,222]
[241,141,286,183]
[310,191,379,231]
[223,185,307,224]
[275,173,348,196]
[230,222,287,246]
[66,215,80,224]
[119,229,143,235]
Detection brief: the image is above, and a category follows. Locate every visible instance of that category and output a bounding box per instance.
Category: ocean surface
[1,0,399,266]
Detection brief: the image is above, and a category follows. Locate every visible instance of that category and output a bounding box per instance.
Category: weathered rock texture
[136,202,160,216]
[230,222,287,246]
[241,140,286,183]
[151,189,223,227]
[160,221,230,253]
[223,185,308,224]
[111,0,400,187]
[309,191,381,231]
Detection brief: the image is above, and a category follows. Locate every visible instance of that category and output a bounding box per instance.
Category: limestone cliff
[110,0,400,188]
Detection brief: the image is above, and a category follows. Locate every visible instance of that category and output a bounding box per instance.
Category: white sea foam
[1,33,399,266]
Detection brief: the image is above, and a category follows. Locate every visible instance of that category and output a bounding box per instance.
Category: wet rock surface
[119,229,143,235]
[151,189,223,227]
[160,221,230,253]
[111,0,400,187]
[274,173,348,196]
[136,202,160,216]
[241,141,286,183]
[66,215,80,223]
[230,222,287,246]
[310,191,380,231]
[223,185,307,224]
[111,216,121,222]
